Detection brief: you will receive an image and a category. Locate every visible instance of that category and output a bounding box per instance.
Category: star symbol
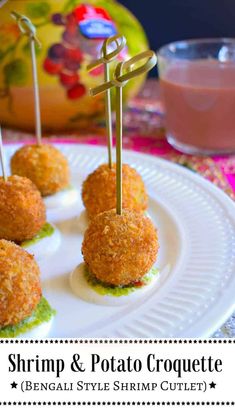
[10,382,18,389]
[209,382,216,389]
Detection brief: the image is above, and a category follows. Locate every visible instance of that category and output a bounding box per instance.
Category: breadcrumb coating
[82,163,148,219]
[82,209,158,286]
[11,144,70,196]
[0,175,46,242]
[0,240,42,327]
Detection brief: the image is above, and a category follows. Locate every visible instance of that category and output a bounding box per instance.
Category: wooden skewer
[30,34,42,146]
[11,11,42,145]
[104,60,113,169]
[90,49,157,215]
[87,35,126,168]
[0,127,7,182]
[115,85,123,214]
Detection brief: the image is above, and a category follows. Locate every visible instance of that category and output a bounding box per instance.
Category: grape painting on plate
[0,0,148,131]
[43,9,107,100]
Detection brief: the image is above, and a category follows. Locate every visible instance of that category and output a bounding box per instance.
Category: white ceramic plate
[3,143,235,338]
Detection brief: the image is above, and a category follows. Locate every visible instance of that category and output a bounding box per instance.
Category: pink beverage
[158,39,235,155]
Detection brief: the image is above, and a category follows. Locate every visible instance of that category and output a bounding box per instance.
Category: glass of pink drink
[158,39,235,155]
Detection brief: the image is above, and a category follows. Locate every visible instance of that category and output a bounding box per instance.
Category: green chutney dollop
[21,223,54,248]
[84,266,159,297]
[0,297,55,338]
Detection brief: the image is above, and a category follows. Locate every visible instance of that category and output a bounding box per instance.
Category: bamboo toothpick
[116,85,123,214]
[104,58,113,169]
[90,49,157,215]
[87,35,126,168]
[11,11,42,146]
[0,127,7,182]
[30,35,42,146]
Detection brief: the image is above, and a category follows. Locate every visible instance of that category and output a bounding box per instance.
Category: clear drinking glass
[158,38,235,155]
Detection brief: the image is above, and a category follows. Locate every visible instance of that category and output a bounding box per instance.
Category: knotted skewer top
[87,34,126,71]
[11,11,41,47]
[87,34,126,169]
[11,11,42,146]
[90,50,157,95]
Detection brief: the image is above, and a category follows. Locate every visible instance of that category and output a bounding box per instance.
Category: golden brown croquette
[82,163,148,219]
[0,240,41,328]
[11,144,70,196]
[82,209,158,286]
[0,175,46,242]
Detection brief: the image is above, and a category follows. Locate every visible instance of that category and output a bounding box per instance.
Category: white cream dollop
[44,186,79,210]
[19,318,54,338]
[69,263,161,307]
[24,225,61,262]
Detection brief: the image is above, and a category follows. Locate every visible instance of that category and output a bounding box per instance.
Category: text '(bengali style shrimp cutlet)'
[82,209,159,287]
[0,240,41,328]
[11,144,70,197]
[82,163,148,219]
[0,175,46,242]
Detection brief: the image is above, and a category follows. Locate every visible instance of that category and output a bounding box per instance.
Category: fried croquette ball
[0,239,41,328]
[82,163,148,219]
[11,144,70,196]
[82,209,158,286]
[0,175,46,242]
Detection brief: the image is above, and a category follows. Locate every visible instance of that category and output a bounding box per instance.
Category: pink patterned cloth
[3,129,235,202]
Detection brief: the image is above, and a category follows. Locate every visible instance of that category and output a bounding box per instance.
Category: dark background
[119,0,235,76]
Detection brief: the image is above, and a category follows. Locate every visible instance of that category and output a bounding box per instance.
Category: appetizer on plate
[82,163,148,219]
[9,14,78,212]
[83,209,158,286]
[81,35,148,220]
[0,175,45,242]
[0,240,55,338]
[70,209,159,306]
[11,144,69,197]
[72,48,159,305]
[11,144,79,210]
[0,175,61,260]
